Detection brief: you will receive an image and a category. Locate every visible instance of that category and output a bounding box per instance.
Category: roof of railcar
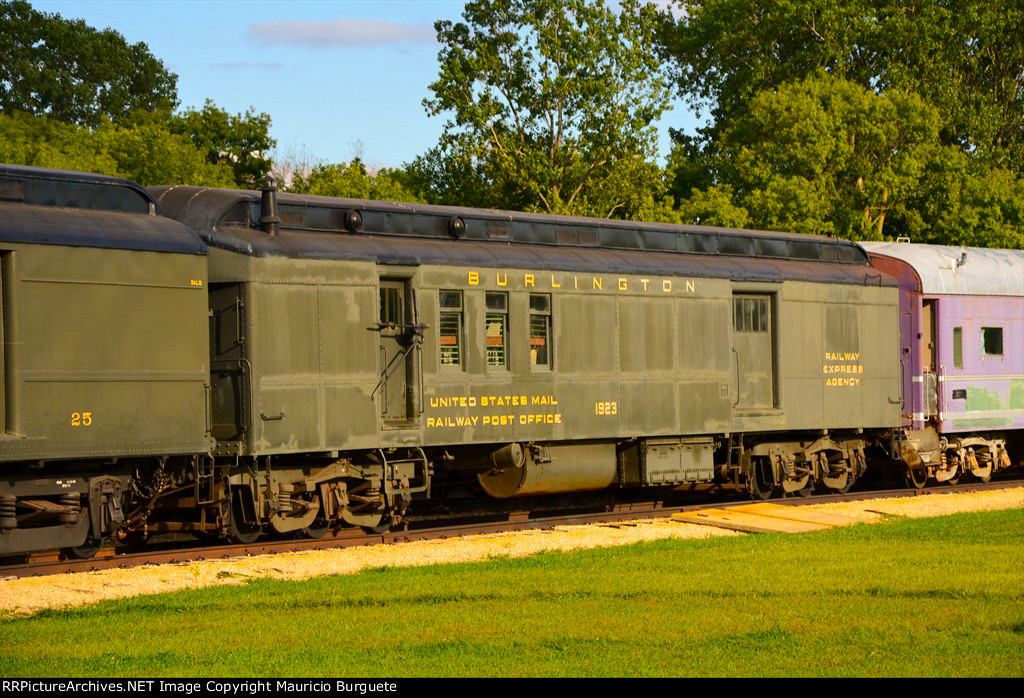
[0,165,207,255]
[149,185,890,286]
[861,242,1024,297]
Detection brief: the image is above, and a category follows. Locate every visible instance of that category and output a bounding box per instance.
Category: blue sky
[32,0,699,170]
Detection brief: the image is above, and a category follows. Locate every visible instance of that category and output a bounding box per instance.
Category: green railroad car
[0,166,211,555]
[150,180,901,538]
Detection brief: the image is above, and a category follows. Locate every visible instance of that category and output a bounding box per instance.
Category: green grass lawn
[2,509,1022,677]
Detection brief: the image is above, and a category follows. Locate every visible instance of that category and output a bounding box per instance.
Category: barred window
[733,297,769,333]
[485,292,508,368]
[529,293,551,368]
[953,327,963,368]
[439,290,463,368]
[380,286,401,325]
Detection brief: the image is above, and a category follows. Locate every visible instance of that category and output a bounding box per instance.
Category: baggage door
[732,294,775,409]
[921,299,938,419]
[377,279,422,425]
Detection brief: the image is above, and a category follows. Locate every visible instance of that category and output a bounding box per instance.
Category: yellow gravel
[1,487,1021,617]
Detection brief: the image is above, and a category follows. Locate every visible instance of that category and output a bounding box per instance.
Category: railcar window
[485,292,508,368]
[529,293,552,368]
[953,327,963,368]
[439,290,464,368]
[982,327,1003,356]
[380,287,401,325]
[733,297,769,333]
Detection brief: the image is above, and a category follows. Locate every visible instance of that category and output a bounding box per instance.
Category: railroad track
[2,477,1021,579]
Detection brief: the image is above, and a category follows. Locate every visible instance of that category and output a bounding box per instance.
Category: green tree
[0,110,235,187]
[691,73,1024,245]
[720,74,942,239]
[424,0,675,219]
[660,0,1023,172]
[0,0,178,127]
[289,160,424,203]
[674,183,749,228]
[170,100,276,189]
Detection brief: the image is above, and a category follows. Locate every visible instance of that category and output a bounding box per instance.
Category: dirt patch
[1,487,1021,616]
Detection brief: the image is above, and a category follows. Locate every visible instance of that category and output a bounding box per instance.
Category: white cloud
[211,62,285,71]
[247,19,435,48]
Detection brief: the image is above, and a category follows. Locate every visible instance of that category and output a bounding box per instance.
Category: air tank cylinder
[477,442,617,498]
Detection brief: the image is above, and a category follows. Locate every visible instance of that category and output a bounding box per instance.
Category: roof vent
[259,176,281,235]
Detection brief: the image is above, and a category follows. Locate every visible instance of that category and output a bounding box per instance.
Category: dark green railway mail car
[0,166,211,555]
[151,181,901,537]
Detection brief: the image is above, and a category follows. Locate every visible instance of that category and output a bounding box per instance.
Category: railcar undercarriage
[1,429,1019,559]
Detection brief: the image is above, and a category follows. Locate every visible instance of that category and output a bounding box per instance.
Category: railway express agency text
[1,680,398,695]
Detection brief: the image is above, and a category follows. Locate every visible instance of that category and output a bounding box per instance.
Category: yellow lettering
[640,279,650,291]
[70,411,92,427]
[524,273,535,288]
[593,277,603,290]
[618,278,628,291]
[496,273,508,286]
[663,280,672,292]
[551,275,561,288]
[469,271,479,285]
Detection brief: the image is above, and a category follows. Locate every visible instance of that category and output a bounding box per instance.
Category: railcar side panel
[207,250,384,456]
[734,281,900,434]
[934,294,1024,433]
[0,244,210,462]
[208,245,901,458]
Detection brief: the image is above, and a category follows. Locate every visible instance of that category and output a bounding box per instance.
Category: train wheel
[63,541,101,560]
[794,476,815,498]
[299,492,330,539]
[904,467,928,490]
[362,515,394,535]
[229,517,261,545]
[747,458,778,500]
[228,488,261,545]
[301,517,331,540]
[826,474,854,495]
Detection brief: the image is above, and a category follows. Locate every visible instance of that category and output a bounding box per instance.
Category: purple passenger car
[862,242,1023,486]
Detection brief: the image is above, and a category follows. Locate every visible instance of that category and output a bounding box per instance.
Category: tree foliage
[288,160,424,203]
[0,110,235,187]
[170,100,276,189]
[423,0,675,219]
[659,0,1024,246]
[661,0,1023,172]
[0,0,178,127]
[691,73,1022,246]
